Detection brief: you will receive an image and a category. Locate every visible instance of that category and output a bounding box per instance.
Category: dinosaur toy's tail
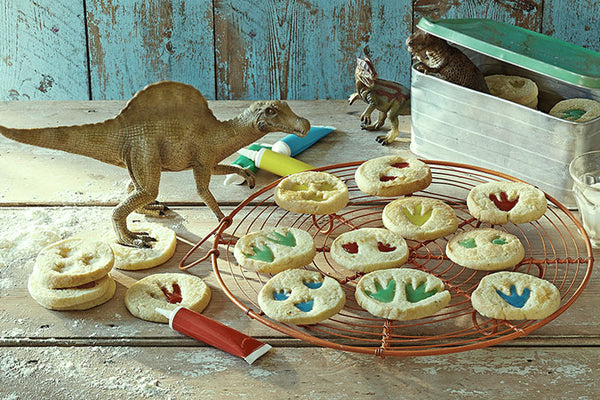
[0,120,121,166]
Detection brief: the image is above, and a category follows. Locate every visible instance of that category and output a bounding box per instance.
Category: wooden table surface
[0,100,597,399]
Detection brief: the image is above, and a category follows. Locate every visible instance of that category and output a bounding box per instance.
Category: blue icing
[272,290,290,301]
[303,281,323,289]
[496,285,531,308]
[294,299,314,312]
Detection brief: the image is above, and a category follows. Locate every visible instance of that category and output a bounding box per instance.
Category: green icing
[401,204,432,226]
[266,231,296,247]
[560,109,586,121]
[492,237,508,245]
[243,245,274,262]
[364,279,396,303]
[405,281,438,303]
[458,238,477,248]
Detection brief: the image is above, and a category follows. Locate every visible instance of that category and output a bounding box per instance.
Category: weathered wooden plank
[85,0,215,100]
[214,0,413,99]
[542,0,600,52]
[413,0,543,31]
[0,0,88,100]
[1,346,599,399]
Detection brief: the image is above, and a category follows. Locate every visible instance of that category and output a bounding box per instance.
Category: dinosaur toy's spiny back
[1,80,311,247]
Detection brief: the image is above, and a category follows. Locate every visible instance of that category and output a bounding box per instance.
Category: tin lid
[417,18,600,88]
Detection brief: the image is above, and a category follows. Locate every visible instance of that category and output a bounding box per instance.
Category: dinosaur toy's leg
[213,164,255,188]
[359,104,376,128]
[376,112,400,146]
[193,166,225,221]
[127,180,169,217]
[113,150,162,247]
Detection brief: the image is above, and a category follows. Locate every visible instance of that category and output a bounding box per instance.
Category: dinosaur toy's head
[250,101,310,137]
[406,30,448,68]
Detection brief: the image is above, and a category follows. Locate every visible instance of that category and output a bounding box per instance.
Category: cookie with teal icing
[471,271,560,320]
[234,227,316,273]
[257,269,345,324]
[355,268,451,320]
[382,196,458,241]
[446,228,525,271]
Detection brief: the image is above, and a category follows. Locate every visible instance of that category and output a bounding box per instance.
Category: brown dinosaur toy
[406,29,489,93]
[348,47,410,146]
[0,81,310,248]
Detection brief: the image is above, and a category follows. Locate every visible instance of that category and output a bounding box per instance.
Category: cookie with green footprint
[233,227,316,273]
[446,228,525,271]
[355,268,451,320]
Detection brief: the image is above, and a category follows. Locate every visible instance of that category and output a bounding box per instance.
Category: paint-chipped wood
[0,1,88,100]
[542,0,600,52]
[85,0,215,99]
[214,0,412,100]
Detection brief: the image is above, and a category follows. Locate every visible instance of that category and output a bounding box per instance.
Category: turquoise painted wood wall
[1,0,599,101]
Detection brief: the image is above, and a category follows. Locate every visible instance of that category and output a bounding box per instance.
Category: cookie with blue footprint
[446,228,525,271]
[471,271,560,320]
[257,269,345,324]
[234,227,316,274]
[355,268,451,320]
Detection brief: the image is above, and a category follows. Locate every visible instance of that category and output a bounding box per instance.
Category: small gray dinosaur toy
[0,81,310,248]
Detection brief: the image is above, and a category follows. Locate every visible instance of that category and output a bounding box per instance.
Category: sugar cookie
[28,273,116,311]
[471,271,560,320]
[107,222,177,270]
[446,228,525,271]
[484,74,539,108]
[257,269,345,325]
[234,227,316,273]
[125,273,211,323]
[382,196,458,241]
[355,268,451,320]
[549,98,600,122]
[33,238,114,288]
[330,228,409,272]
[467,182,547,224]
[274,171,349,215]
[354,155,432,197]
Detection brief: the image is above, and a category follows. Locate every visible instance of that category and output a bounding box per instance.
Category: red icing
[161,283,183,304]
[391,162,409,169]
[342,242,359,254]
[379,175,397,182]
[489,192,519,211]
[377,242,396,252]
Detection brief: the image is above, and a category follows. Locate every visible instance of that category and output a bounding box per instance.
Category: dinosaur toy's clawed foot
[375,135,392,145]
[135,201,170,217]
[118,230,157,248]
[241,168,255,189]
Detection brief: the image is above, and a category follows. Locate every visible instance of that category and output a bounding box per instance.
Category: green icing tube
[224,143,271,185]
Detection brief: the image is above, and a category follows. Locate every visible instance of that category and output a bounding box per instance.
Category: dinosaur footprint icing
[272,289,291,301]
[496,285,530,308]
[405,281,438,303]
[489,192,519,211]
[243,245,274,262]
[160,283,183,304]
[491,237,508,245]
[294,299,314,312]
[303,280,323,289]
[364,279,396,303]
[402,203,432,226]
[266,231,296,247]
[458,238,477,248]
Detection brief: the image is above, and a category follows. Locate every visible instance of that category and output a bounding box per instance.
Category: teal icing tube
[224,143,272,185]
[271,125,335,157]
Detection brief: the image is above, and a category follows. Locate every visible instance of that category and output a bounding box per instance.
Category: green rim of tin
[417,18,600,89]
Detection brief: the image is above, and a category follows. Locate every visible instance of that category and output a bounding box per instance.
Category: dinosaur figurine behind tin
[0,81,310,248]
[348,47,410,146]
[406,29,489,93]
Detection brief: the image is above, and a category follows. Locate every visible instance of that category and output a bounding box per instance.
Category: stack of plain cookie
[28,238,116,310]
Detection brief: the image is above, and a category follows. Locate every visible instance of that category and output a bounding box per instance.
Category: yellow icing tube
[237,148,314,176]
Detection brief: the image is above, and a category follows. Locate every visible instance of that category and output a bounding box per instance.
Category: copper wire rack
[180,160,595,357]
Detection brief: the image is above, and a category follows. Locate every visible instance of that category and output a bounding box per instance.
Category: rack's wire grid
[181,160,594,357]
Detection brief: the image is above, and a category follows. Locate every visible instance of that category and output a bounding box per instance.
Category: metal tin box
[409,18,600,207]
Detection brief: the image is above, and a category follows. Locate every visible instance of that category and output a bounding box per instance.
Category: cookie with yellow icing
[382,196,458,241]
[233,227,316,273]
[471,271,560,320]
[446,228,525,271]
[355,268,451,320]
[467,182,547,225]
[257,269,345,325]
[354,155,432,197]
[274,171,349,215]
[330,228,409,272]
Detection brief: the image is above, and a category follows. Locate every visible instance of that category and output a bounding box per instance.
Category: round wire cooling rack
[180,160,595,357]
